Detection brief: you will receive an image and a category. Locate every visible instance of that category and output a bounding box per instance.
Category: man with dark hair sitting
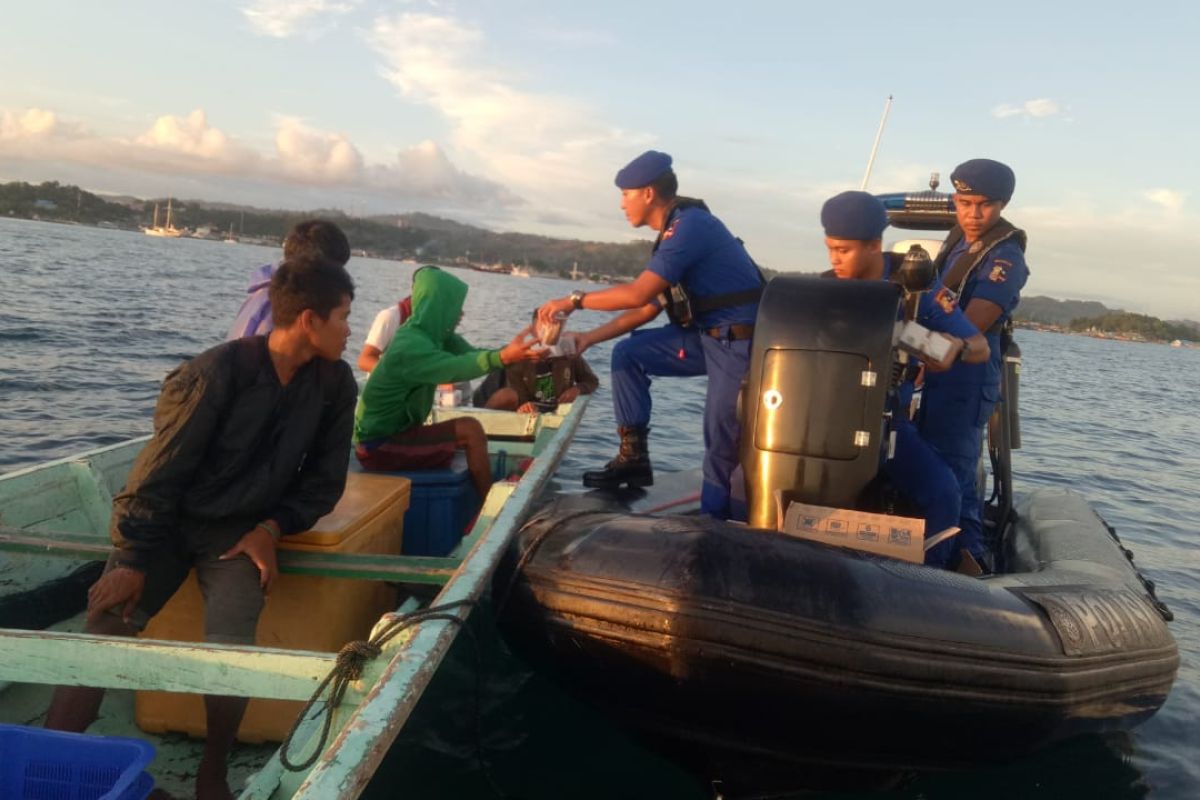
[474,310,600,412]
[226,218,352,340]
[44,256,359,800]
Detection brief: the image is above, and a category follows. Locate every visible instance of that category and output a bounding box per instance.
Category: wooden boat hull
[0,399,589,799]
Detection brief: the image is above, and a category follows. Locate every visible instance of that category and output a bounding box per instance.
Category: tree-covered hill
[0,180,654,278]
[1013,295,1112,327]
[1068,312,1197,342]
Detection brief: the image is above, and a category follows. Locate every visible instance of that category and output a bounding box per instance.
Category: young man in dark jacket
[45,257,358,800]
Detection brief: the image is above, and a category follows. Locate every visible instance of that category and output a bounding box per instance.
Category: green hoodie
[354,267,504,443]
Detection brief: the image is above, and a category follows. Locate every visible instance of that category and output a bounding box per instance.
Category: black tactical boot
[582,425,654,489]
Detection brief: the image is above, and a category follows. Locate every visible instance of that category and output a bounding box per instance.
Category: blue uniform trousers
[884,419,963,568]
[917,382,999,562]
[610,325,750,519]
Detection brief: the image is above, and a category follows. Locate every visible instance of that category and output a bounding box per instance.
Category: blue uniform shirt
[928,236,1028,389]
[647,205,761,329]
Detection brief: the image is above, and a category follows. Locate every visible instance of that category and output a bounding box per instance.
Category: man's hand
[556,386,581,404]
[500,326,543,365]
[87,565,146,625]
[537,297,574,327]
[559,331,590,355]
[925,337,964,373]
[220,524,279,593]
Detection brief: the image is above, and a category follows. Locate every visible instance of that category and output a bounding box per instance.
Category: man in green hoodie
[354,267,541,498]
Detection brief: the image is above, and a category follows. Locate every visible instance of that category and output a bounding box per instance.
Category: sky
[2,0,1198,318]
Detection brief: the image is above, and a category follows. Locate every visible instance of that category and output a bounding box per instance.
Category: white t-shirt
[364,305,404,352]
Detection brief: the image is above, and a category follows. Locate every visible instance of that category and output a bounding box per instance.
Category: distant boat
[510,265,531,278]
[1171,339,1183,348]
[143,198,184,238]
[223,222,237,244]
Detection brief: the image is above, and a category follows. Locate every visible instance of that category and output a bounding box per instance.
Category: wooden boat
[143,197,185,238]
[0,398,588,799]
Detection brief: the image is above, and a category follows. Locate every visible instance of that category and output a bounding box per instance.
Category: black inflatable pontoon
[495,275,1178,794]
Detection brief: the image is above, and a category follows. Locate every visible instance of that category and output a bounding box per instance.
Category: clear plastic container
[436,383,460,408]
[536,312,567,346]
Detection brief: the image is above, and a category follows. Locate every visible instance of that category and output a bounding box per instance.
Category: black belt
[705,324,755,341]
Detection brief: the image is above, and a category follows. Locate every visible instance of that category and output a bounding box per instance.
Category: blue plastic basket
[0,723,156,800]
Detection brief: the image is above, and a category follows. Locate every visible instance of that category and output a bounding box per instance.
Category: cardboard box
[775,493,957,564]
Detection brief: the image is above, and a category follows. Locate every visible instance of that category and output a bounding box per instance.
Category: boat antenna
[860,95,893,190]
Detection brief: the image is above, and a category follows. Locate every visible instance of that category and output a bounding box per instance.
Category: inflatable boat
[495,272,1178,795]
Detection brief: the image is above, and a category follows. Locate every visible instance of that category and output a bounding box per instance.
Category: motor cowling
[739,276,900,529]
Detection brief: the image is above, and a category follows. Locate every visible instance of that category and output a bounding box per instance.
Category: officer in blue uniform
[822,190,990,567]
[537,151,763,519]
[918,159,1030,569]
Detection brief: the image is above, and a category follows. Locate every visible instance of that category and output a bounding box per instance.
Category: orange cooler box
[135,471,411,743]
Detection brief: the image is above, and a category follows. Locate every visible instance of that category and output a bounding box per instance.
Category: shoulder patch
[661,218,679,242]
[989,261,1009,283]
[934,287,957,314]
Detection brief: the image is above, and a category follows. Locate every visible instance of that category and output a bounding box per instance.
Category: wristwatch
[570,289,586,310]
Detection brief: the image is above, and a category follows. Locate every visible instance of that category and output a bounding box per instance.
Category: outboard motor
[739,276,901,529]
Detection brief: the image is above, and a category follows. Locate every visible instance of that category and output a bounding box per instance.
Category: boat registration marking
[1019,587,1173,657]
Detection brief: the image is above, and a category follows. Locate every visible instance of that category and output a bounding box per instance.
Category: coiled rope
[279,599,475,772]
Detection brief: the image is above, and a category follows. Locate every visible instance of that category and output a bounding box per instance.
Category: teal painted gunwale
[0,397,589,799]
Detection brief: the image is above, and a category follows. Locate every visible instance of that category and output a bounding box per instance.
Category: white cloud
[0,108,59,139]
[366,12,649,206]
[136,110,253,166]
[1143,188,1187,213]
[242,0,358,38]
[273,117,363,182]
[366,139,523,205]
[0,105,513,208]
[992,98,1063,119]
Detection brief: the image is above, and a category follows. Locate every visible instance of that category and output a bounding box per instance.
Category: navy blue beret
[821,191,889,240]
[950,158,1015,202]
[614,150,673,189]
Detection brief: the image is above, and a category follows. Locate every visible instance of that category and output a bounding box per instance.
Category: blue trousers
[917,382,999,561]
[610,325,750,519]
[884,420,963,568]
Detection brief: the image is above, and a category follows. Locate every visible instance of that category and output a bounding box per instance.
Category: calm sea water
[1,217,1197,799]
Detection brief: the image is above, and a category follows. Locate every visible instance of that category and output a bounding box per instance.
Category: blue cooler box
[393,453,480,556]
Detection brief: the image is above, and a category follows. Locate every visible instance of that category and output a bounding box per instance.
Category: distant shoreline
[5,197,1197,341]
[1016,322,1196,348]
[1,179,654,281]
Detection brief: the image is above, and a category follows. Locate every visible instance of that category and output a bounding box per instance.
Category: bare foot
[195,759,234,800]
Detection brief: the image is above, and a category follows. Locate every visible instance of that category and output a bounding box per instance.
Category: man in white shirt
[357,295,413,372]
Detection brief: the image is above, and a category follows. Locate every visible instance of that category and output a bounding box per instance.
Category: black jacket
[110,336,357,569]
